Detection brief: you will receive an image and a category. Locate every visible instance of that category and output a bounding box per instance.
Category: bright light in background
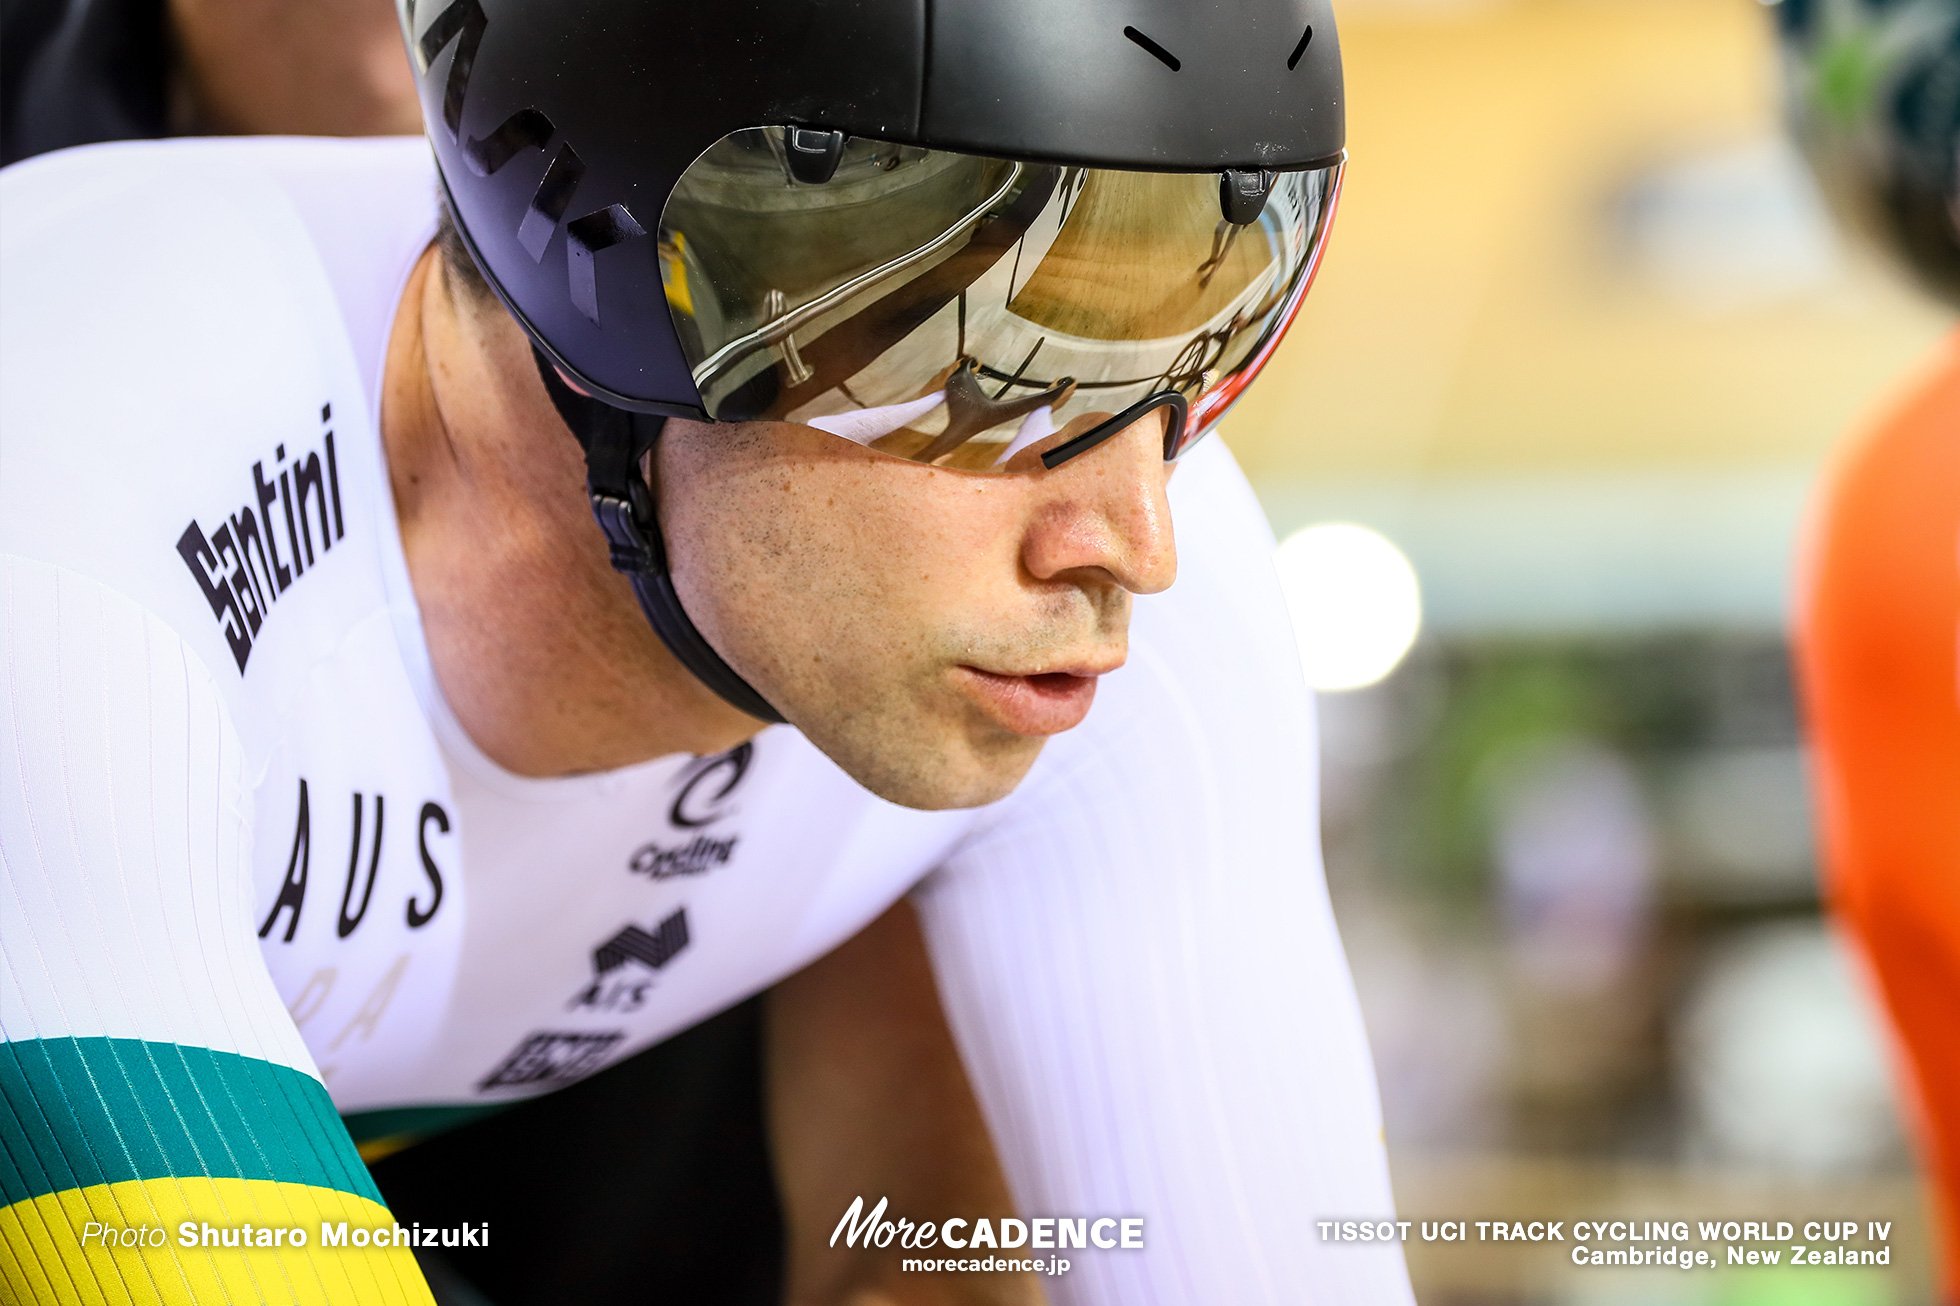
[1276,523,1422,691]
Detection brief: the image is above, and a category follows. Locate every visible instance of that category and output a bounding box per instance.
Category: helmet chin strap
[531,348,785,725]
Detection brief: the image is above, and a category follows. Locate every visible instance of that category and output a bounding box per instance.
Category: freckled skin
[389,246,1178,810]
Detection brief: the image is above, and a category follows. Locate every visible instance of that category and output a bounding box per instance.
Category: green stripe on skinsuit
[0,1037,380,1208]
[341,1102,514,1146]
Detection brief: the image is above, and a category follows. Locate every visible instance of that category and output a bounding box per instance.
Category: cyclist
[1787,0,1960,1296]
[0,1,1412,1302]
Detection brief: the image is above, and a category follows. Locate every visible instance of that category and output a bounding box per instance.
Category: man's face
[656,417,1178,810]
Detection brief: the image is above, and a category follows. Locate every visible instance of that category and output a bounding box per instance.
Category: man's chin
[808,716,1050,812]
[880,745,1047,812]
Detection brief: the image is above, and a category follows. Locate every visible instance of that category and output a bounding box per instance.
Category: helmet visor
[658,129,1341,471]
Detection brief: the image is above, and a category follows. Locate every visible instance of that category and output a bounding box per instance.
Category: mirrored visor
[657,129,1341,472]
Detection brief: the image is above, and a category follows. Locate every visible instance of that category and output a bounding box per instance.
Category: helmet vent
[1287,25,1314,71]
[1122,26,1181,72]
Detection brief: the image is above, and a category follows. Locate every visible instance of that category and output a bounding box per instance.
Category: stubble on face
[655,420,1144,810]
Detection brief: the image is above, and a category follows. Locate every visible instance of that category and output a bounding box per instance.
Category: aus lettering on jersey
[174,402,345,672]
[259,779,451,944]
[260,773,464,1097]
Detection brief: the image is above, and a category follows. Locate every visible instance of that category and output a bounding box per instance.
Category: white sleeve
[910,442,1413,1305]
[0,553,311,1075]
[0,554,430,1305]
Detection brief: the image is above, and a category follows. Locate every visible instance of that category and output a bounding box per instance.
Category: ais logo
[567,907,690,1014]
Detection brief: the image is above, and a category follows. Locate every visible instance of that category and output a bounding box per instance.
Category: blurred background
[1227,0,1955,1301]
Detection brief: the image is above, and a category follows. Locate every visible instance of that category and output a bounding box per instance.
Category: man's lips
[952,664,1111,737]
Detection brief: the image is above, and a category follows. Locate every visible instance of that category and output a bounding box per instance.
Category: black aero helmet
[1777,0,1960,306]
[399,0,1346,721]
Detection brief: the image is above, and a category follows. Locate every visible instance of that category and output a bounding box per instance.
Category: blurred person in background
[1,0,418,164]
[1786,0,1960,1297]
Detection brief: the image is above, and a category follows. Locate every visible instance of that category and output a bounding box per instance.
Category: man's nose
[1020,414,1178,595]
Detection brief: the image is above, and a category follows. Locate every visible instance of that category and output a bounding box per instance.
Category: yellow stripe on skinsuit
[0,1177,435,1306]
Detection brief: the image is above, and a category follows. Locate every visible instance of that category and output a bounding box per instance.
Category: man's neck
[378,248,760,776]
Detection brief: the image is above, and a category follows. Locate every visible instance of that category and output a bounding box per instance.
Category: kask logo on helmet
[406,0,1344,439]
[409,0,646,324]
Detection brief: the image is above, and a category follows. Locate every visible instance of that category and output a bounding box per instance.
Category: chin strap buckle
[579,422,668,578]
[528,353,670,578]
[529,346,785,725]
[589,490,658,575]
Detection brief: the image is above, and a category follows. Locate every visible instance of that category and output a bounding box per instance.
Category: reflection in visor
[659,129,1339,471]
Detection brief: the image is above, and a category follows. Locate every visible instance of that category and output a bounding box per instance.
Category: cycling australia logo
[567,907,690,1014]
[627,743,751,881]
[174,403,345,674]
[628,834,735,881]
